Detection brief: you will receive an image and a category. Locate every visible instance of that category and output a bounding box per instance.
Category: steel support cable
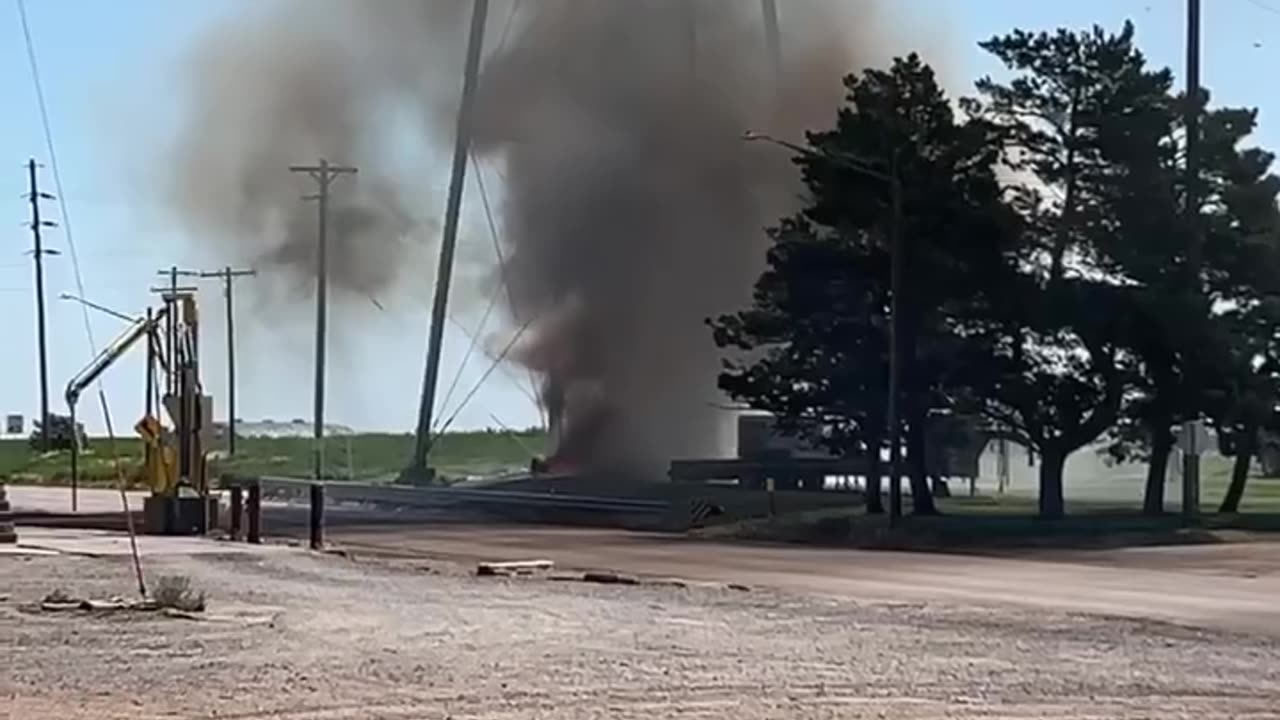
[432,317,533,443]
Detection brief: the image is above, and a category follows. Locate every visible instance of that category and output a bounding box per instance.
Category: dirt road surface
[7,487,1280,717]
[5,546,1280,720]
[320,523,1280,635]
[12,485,1280,632]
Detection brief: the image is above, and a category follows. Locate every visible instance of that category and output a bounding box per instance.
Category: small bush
[29,414,87,452]
[151,575,207,612]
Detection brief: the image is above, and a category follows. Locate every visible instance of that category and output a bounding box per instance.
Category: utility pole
[761,0,781,84]
[886,154,904,525]
[408,0,489,482]
[25,159,58,452]
[290,159,357,481]
[1185,0,1202,279]
[155,267,183,395]
[153,268,202,399]
[198,267,256,456]
[1182,0,1204,517]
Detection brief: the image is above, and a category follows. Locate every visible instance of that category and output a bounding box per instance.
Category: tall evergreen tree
[961,23,1172,517]
[712,54,1016,515]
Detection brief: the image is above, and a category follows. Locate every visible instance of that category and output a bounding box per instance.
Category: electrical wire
[435,155,506,426]
[432,318,534,442]
[1243,0,1280,16]
[435,0,538,427]
[475,155,547,425]
[497,0,521,51]
[446,315,541,407]
[17,0,146,598]
[487,0,548,425]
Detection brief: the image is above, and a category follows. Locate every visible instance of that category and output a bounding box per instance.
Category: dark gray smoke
[475,0,879,470]
[163,1,469,302]
[165,0,892,471]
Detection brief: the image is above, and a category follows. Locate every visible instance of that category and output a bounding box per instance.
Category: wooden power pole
[290,160,357,481]
[25,159,58,452]
[1185,0,1202,278]
[199,267,256,455]
[1182,0,1203,517]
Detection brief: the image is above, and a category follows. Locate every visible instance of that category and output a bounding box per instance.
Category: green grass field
[7,432,1280,550]
[0,430,550,488]
[694,455,1280,549]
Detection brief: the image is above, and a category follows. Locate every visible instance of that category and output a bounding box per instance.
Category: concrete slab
[13,527,290,558]
[7,486,151,515]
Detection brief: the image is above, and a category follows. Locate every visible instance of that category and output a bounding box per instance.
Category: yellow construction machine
[64,290,216,533]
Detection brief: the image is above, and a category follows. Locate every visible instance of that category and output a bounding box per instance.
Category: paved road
[11,485,1280,635]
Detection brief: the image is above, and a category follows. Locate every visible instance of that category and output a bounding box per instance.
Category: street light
[744,130,906,522]
[58,293,138,323]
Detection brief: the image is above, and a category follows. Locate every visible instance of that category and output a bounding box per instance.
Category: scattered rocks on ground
[6,551,1279,719]
[581,571,640,585]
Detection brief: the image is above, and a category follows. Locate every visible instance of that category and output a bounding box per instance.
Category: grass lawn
[694,455,1280,550]
[0,430,549,488]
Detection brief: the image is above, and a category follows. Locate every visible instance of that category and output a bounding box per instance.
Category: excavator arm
[64,306,169,409]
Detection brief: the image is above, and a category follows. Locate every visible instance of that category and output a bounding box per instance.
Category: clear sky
[2,0,1278,438]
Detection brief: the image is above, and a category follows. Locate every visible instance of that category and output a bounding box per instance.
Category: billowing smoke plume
[163,1,473,301]
[165,0,893,472]
[474,0,877,471]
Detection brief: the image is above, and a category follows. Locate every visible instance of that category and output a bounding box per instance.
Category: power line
[432,317,533,442]
[1243,0,1280,16]
[17,0,145,597]
[473,154,546,423]
[446,315,540,407]
[435,155,506,426]
[16,0,93,354]
[496,0,521,51]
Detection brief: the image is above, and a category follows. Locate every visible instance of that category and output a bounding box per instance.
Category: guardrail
[252,476,671,514]
[217,475,732,546]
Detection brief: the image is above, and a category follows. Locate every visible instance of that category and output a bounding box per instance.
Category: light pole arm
[58,293,138,323]
[742,130,892,183]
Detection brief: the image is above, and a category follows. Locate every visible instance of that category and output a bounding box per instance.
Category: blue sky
[2,0,1279,438]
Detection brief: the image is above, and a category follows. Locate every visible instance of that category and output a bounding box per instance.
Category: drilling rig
[64,289,216,534]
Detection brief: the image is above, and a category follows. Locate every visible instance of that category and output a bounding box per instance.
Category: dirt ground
[4,549,1279,720]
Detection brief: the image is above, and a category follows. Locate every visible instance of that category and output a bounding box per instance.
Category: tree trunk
[865,434,884,514]
[1219,428,1256,514]
[899,306,936,515]
[1038,448,1067,519]
[1143,426,1174,515]
[907,421,937,514]
[930,476,951,498]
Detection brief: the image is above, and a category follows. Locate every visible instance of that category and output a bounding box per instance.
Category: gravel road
[4,550,1279,719]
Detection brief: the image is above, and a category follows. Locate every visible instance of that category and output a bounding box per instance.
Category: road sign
[1177,420,1211,456]
[5,414,22,435]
